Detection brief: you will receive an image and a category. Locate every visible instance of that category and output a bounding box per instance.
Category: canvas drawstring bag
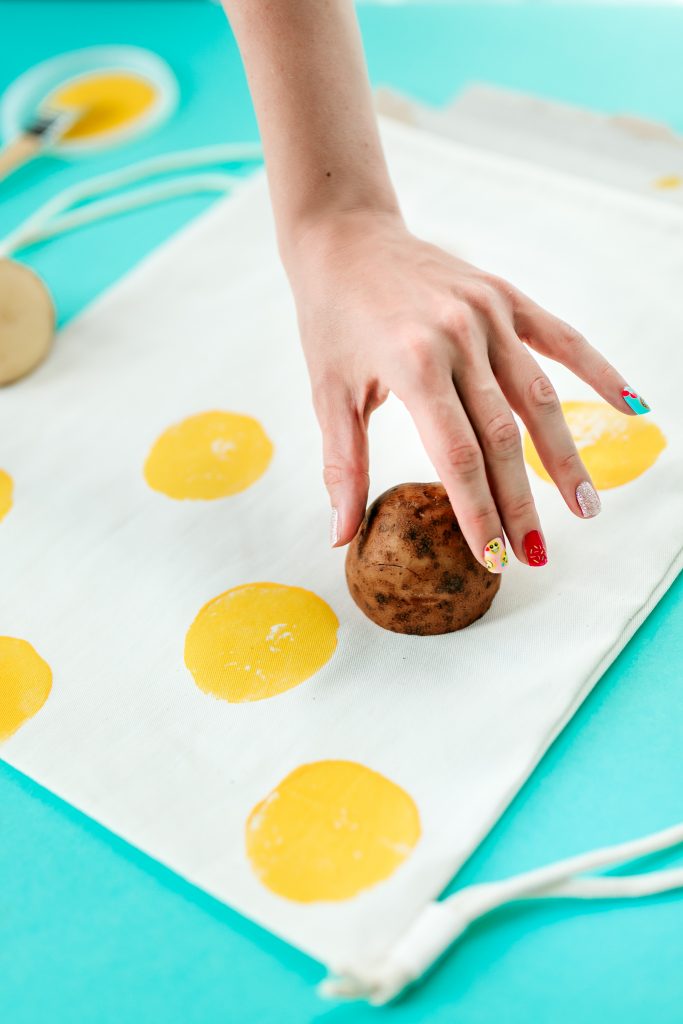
[1,117,681,1004]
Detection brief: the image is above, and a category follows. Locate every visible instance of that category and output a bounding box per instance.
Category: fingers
[314,380,371,547]
[511,290,650,416]
[490,335,600,521]
[400,371,507,573]
[453,359,547,566]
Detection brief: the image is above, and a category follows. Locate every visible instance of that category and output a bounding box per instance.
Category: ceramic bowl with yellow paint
[1,46,178,156]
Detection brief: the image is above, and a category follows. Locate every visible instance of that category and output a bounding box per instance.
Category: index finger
[510,290,650,416]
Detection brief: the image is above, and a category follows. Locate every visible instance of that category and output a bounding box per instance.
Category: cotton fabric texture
[1,119,681,982]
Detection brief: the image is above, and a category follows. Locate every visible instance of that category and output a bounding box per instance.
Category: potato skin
[345,482,500,635]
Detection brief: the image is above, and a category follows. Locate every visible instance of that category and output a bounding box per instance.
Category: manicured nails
[621,386,650,415]
[484,537,508,573]
[576,481,601,518]
[523,530,548,567]
[330,506,339,546]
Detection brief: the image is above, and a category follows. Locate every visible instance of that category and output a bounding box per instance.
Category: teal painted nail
[621,386,650,415]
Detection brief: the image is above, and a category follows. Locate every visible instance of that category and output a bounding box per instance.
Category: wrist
[279,196,404,278]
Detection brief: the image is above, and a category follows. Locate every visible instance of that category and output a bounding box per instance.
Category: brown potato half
[345,481,501,635]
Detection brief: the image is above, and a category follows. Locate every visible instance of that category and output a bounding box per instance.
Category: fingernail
[576,481,601,518]
[621,386,650,415]
[484,537,508,573]
[523,530,548,566]
[330,506,339,546]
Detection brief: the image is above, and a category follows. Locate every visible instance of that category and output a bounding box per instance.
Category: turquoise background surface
[1,3,681,1021]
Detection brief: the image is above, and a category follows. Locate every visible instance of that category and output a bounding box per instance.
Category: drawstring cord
[321,820,683,1005]
[0,141,263,258]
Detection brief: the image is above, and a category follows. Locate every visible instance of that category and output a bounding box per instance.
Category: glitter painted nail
[523,530,548,566]
[576,481,601,518]
[621,386,650,415]
[330,506,339,546]
[484,536,508,573]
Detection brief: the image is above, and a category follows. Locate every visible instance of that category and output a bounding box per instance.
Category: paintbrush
[0,106,80,183]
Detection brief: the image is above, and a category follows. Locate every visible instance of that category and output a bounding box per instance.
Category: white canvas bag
[1,119,682,1003]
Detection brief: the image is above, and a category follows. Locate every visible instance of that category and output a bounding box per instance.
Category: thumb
[316,386,370,547]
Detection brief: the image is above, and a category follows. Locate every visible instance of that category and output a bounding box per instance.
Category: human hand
[287,209,646,571]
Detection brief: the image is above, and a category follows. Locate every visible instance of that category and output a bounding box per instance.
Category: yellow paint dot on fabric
[185,582,338,702]
[0,637,52,742]
[47,72,158,141]
[144,411,273,500]
[246,760,421,902]
[0,470,12,521]
[524,400,666,489]
[654,174,683,190]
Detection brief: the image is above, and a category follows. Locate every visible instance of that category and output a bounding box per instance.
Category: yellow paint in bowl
[246,760,421,902]
[45,70,158,142]
[524,400,667,489]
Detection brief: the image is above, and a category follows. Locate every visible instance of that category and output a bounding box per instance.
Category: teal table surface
[1,4,681,1022]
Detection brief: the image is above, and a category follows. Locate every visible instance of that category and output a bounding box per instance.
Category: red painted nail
[523,530,548,566]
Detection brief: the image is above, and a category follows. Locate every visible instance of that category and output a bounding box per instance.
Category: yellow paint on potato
[144,410,273,500]
[0,636,52,741]
[48,71,157,141]
[246,760,421,902]
[185,582,338,702]
[0,470,12,521]
[524,400,666,489]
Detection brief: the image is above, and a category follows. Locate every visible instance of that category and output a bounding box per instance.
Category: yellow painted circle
[654,175,682,190]
[0,470,12,521]
[0,637,52,742]
[185,582,338,703]
[524,400,666,489]
[246,760,421,902]
[144,410,273,500]
[47,72,157,141]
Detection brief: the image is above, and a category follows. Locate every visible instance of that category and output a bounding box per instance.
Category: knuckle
[504,493,537,520]
[442,302,476,343]
[558,322,585,351]
[463,282,496,314]
[556,450,581,474]
[394,334,448,399]
[483,412,521,457]
[528,374,560,414]
[322,462,369,489]
[443,438,484,478]
[596,359,617,384]
[401,331,440,376]
[322,462,344,488]
[481,272,517,306]
[469,503,499,528]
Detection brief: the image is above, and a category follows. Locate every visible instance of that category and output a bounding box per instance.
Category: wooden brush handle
[0,134,44,182]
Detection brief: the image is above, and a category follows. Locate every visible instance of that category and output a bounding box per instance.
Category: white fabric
[375,83,683,204]
[2,118,682,979]
[323,822,683,1004]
